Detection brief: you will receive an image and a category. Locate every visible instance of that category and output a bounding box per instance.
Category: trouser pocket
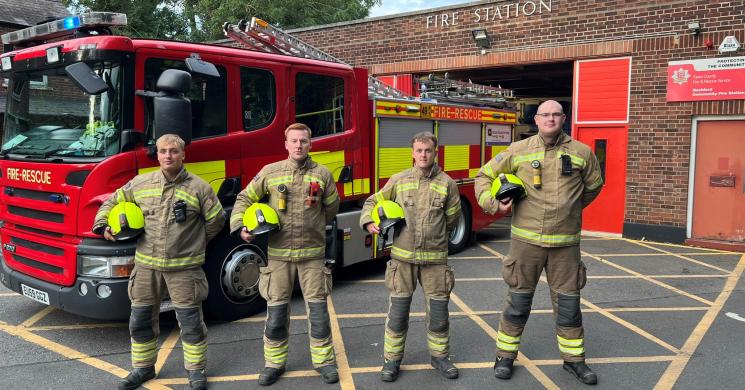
[577,261,587,290]
[322,266,333,296]
[501,258,518,288]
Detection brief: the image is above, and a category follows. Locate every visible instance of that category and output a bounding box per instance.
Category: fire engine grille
[5,187,63,203]
[13,254,64,274]
[15,224,63,238]
[11,237,64,256]
[7,205,64,223]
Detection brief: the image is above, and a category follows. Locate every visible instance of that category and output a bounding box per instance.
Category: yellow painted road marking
[151,369,318,385]
[583,251,715,306]
[343,274,729,285]
[654,253,745,390]
[0,292,19,297]
[623,238,740,253]
[29,323,127,331]
[449,256,500,259]
[236,315,307,323]
[580,299,680,354]
[0,320,171,390]
[155,327,181,375]
[327,295,355,390]
[21,306,55,328]
[626,239,734,273]
[450,292,560,390]
[600,252,741,257]
[478,243,507,261]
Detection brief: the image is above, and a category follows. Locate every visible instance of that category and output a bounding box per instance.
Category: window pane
[241,67,275,131]
[295,73,344,138]
[144,59,227,141]
[594,139,607,183]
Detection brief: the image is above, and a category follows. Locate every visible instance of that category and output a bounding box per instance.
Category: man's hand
[497,197,513,214]
[103,226,116,242]
[365,222,381,234]
[240,227,255,243]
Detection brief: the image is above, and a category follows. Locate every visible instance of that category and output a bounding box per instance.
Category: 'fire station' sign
[667,56,745,102]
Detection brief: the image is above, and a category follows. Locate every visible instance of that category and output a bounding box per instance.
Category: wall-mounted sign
[719,36,741,54]
[667,56,745,102]
[485,124,512,146]
[425,0,553,29]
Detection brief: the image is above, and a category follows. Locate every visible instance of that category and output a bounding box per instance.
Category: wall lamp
[687,21,701,36]
[471,28,491,54]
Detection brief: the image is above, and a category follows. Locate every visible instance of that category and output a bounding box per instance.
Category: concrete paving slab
[611,310,705,350]
[594,254,729,276]
[583,279,707,308]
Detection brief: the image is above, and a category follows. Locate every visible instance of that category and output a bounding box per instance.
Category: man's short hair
[284,123,312,138]
[411,131,438,148]
[156,134,185,151]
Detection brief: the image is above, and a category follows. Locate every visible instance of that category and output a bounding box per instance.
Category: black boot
[493,356,514,379]
[430,356,459,379]
[117,367,156,390]
[380,359,402,382]
[258,366,285,386]
[563,361,598,385]
[315,365,339,384]
[187,369,207,390]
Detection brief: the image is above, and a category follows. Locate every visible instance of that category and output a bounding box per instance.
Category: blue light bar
[63,16,81,30]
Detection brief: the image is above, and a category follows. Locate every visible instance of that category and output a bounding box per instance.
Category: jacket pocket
[322,266,333,296]
[501,257,518,288]
[384,260,398,292]
[445,265,455,294]
[258,267,272,300]
[577,261,587,290]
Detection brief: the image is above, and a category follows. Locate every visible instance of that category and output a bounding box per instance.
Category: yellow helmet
[243,203,280,235]
[107,202,145,241]
[490,173,526,202]
[371,200,405,231]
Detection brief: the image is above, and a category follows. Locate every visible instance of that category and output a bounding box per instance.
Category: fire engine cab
[0,13,516,320]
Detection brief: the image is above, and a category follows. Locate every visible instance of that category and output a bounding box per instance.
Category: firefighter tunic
[93,168,225,370]
[230,156,339,369]
[360,164,461,361]
[474,132,603,363]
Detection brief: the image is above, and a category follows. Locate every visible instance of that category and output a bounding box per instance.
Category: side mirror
[153,69,192,145]
[65,62,108,95]
[185,53,220,78]
[120,130,143,152]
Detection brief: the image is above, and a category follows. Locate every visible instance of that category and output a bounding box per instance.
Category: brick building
[280,0,745,248]
[0,0,70,134]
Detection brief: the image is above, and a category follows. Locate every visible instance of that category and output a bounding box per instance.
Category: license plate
[21,284,50,305]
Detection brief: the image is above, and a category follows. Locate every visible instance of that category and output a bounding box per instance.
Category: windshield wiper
[1,145,61,158]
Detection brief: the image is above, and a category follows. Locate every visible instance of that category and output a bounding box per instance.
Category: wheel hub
[221,248,262,302]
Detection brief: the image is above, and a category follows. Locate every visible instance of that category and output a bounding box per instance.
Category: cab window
[241,67,275,131]
[144,58,227,141]
[295,73,345,138]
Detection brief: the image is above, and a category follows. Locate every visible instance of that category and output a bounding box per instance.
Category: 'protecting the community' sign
[667,56,745,102]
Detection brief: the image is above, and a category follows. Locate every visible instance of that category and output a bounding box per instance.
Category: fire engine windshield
[1,61,122,160]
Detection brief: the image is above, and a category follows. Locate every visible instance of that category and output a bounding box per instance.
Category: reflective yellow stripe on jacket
[511,225,581,246]
[390,246,448,262]
[267,245,325,260]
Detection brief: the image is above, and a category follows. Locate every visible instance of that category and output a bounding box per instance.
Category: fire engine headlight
[1,56,12,71]
[78,255,134,278]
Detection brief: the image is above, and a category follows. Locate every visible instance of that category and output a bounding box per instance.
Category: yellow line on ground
[155,327,181,375]
[151,369,317,385]
[654,253,745,390]
[478,239,511,243]
[327,295,355,390]
[589,275,729,279]
[449,256,500,259]
[478,243,507,261]
[623,238,740,253]
[0,292,19,297]
[20,306,56,328]
[0,320,171,390]
[626,240,733,273]
[582,251,715,306]
[456,277,502,281]
[601,252,740,257]
[29,323,127,331]
[581,299,680,354]
[235,314,307,323]
[449,292,560,390]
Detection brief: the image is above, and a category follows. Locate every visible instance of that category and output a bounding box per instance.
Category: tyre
[448,198,472,254]
[202,233,267,321]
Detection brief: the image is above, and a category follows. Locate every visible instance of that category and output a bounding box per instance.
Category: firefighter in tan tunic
[93,134,226,390]
[475,100,603,385]
[360,131,462,382]
[230,123,340,386]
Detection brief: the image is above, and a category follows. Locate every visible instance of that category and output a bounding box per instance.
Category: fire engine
[0,13,516,320]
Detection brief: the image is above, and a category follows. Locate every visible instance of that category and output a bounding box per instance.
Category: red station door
[573,57,631,234]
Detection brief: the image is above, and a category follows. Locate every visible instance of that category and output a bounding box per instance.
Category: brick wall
[289,0,745,233]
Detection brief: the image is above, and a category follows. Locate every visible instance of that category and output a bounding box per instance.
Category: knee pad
[503,291,534,326]
[175,307,206,344]
[129,305,155,342]
[307,301,331,339]
[388,296,412,333]
[428,298,449,333]
[265,303,289,340]
[556,293,582,327]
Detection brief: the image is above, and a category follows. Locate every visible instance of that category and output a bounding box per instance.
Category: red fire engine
[0,13,516,320]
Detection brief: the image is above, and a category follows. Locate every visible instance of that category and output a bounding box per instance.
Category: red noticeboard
[667,56,745,102]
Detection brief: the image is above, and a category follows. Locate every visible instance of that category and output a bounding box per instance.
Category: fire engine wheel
[203,239,266,321]
[448,199,472,254]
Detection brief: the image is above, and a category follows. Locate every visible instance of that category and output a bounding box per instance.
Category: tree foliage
[63,0,380,41]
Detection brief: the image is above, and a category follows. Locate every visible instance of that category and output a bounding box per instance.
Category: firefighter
[230,123,340,386]
[474,100,603,385]
[360,131,462,382]
[93,134,226,390]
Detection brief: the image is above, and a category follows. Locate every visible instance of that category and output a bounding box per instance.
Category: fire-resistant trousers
[496,239,588,363]
[258,258,335,369]
[127,265,209,370]
[383,259,455,362]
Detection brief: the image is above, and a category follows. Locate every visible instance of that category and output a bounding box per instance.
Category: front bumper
[0,239,133,321]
